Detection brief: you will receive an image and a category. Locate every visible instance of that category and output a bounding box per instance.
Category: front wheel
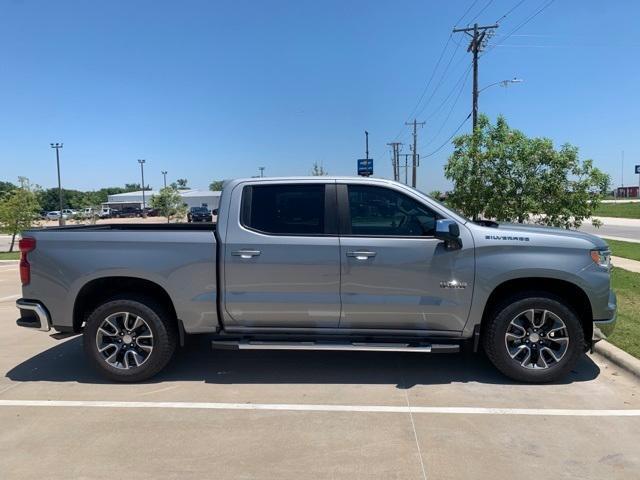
[483,294,584,383]
[83,297,177,382]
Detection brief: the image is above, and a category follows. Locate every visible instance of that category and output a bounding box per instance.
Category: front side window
[242,184,325,235]
[347,185,439,236]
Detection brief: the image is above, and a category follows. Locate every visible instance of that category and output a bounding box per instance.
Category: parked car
[62,209,76,217]
[187,206,213,223]
[142,207,159,217]
[112,207,142,218]
[98,207,114,218]
[45,211,63,221]
[16,177,616,383]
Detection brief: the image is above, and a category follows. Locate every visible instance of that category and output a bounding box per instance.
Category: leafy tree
[209,180,224,191]
[0,179,41,251]
[444,115,610,228]
[124,183,151,192]
[0,181,16,199]
[428,190,443,200]
[175,178,189,189]
[150,187,187,223]
[311,162,328,176]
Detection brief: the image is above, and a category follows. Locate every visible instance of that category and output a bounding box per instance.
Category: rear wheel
[483,294,584,383]
[83,297,177,382]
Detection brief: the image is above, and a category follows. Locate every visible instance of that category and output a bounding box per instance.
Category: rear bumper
[593,289,617,341]
[16,299,51,332]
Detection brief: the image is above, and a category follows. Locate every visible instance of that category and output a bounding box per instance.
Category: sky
[1,0,639,193]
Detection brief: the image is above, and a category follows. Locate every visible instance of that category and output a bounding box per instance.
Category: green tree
[209,180,224,191]
[311,162,328,176]
[0,179,41,251]
[444,115,610,228]
[175,178,189,189]
[428,190,443,200]
[150,187,187,223]
[0,181,16,199]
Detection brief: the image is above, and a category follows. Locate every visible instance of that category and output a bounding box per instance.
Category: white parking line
[1,400,639,416]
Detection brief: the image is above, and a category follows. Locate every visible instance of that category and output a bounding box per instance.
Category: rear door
[338,183,474,332]
[223,181,341,328]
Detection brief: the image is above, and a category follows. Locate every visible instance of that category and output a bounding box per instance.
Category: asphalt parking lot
[0,262,639,479]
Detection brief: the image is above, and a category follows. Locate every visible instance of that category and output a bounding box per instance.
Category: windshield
[190,207,208,213]
[403,185,470,223]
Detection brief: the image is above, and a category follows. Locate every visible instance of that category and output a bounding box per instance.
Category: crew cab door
[338,183,474,332]
[222,181,341,328]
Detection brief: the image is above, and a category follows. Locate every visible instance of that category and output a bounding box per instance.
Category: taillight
[19,237,36,286]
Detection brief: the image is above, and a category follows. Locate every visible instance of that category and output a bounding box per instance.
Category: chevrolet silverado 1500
[16,177,617,382]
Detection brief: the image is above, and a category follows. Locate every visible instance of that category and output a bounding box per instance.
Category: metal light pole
[478,77,523,94]
[161,170,167,188]
[258,167,265,177]
[50,143,64,226]
[138,159,146,208]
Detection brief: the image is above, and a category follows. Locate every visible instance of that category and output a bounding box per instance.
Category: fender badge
[440,280,467,289]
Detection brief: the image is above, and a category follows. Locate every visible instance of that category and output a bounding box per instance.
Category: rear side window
[347,185,439,236]
[242,184,325,235]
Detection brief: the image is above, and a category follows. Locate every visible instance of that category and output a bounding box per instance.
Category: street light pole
[258,167,265,177]
[161,170,167,188]
[138,159,146,208]
[478,78,523,94]
[50,143,64,226]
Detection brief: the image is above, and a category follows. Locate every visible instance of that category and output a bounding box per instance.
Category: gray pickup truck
[16,177,617,383]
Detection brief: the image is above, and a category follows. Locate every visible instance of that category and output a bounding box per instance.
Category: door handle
[346,250,377,260]
[232,249,261,259]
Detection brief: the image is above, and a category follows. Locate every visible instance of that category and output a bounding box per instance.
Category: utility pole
[453,23,498,131]
[259,167,265,177]
[399,154,412,185]
[404,119,425,188]
[50,143,64,226]
[138,159,146,208]
[387,142,402,181]
[161,171,167,188]
[364,131,369,160]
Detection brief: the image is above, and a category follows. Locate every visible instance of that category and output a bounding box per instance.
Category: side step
[211,340,459,354]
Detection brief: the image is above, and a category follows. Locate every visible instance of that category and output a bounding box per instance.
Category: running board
[211,340,459,354]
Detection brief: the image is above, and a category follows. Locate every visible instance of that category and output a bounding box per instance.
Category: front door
[223,181,341,328]
[338,184,474,332]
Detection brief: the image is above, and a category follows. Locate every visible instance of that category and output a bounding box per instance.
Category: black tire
[483,293,584,383]
[83,296,177,382]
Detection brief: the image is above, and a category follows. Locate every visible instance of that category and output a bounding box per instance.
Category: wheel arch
[479,277,593,349]
[73,276,178,333]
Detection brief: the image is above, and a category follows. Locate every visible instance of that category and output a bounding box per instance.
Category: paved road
[581,223,640,242]
[0,264,639,479]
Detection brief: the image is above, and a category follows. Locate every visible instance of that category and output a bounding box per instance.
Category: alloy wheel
[504,309,570,370]
[95,311,154,370]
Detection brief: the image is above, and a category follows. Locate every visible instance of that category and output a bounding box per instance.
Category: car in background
[45,211,71,221]
[62,209,76,217]
[98,207,114,218]
[142,207,159,217]
[187,206,213,222]
[112,207,142,218]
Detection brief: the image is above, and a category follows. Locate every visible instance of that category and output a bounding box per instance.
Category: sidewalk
[612,256,640,273]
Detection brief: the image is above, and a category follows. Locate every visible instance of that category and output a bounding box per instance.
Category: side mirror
[435,219,461,249]
[212,209,218,216]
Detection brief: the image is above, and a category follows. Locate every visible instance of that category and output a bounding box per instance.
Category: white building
[105,189,221,211]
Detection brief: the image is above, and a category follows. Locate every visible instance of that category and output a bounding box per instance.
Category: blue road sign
[357,158,373,176]
[635,165,640,174]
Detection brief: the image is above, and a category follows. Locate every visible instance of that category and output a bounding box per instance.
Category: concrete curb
[593,340,640,379]
[0,260,19,264]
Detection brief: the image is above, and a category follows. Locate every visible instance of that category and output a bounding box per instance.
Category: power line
[424,61,473,122]
[494,0,527,24]
[466,0,495,25]
[421,66,472,149]
[423,113,471,158]
[484,0,555,54]
[391,0,481,142]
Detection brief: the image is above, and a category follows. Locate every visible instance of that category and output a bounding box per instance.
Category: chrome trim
[16,300,51,332]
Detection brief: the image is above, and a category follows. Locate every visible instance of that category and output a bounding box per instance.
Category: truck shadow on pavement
[6,334,601,387]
